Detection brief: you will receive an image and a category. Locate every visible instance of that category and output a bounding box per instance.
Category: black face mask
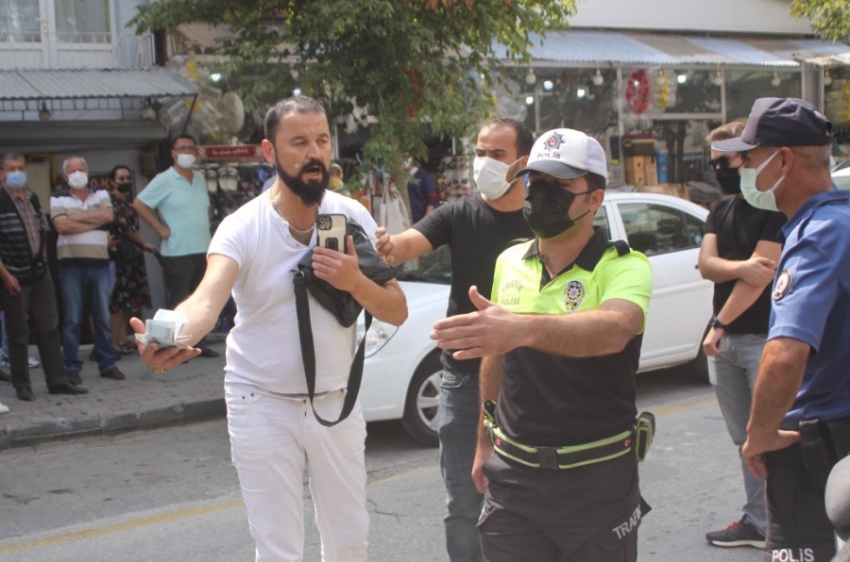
[116,182,133,194]
[523,180,590,239]
[715,168,741,195]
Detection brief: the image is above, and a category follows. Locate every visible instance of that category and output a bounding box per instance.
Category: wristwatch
[710,316,729,330]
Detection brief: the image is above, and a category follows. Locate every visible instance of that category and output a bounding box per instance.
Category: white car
[833,164,850,189]
[360,192,714,446]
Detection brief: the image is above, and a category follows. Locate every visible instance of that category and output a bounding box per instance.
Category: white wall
[569,0,813,35]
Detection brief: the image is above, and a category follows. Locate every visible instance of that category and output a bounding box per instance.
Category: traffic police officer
[713,97,850,562]
[432,128,653,562]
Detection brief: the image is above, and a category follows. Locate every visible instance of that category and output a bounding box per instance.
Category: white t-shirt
[208,190,378,394]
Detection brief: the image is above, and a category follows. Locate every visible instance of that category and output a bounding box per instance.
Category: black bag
[295,219,396,328]
[116,237,143,262]
[293,218,396,427]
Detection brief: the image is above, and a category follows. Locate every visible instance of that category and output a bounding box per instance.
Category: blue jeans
[439,369,484,562]
[710,332,767,533]
[58,264,116,373]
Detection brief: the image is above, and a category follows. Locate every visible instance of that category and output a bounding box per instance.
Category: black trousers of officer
[764,435,850,562]
[478,451,644,562]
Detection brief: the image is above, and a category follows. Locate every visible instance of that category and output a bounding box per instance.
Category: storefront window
[0,0,40,42]
[725,70,802,121]
[824,67,850,152]
[54,0,110,43]
[505,67,617,138]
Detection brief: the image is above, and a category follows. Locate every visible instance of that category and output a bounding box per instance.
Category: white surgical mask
[67,171,88,189]
[473,156,515,200]
[5,171,27,189]
[740,151,783,212]
[176,153,196,168]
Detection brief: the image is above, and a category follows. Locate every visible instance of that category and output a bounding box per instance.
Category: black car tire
[401,352,442,447]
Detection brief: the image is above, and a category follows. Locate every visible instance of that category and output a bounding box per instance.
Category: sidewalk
[0,338,227,449]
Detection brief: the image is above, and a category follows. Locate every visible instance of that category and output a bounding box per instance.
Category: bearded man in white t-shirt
[133,96,408,562]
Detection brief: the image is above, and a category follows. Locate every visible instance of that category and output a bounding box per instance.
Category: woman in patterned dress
[107,165,156,354]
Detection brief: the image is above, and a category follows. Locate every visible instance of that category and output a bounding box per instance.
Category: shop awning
[0,68,199,101]
[0,119,170,153]
[500,31,850,68]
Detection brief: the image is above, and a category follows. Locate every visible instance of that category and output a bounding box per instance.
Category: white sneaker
[0,401,9,414]
[0,355,40,369]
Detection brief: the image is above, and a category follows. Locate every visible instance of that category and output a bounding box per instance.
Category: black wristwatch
[710,316,729,330]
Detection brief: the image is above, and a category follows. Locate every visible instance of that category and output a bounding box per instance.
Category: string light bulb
[592,69,604,86]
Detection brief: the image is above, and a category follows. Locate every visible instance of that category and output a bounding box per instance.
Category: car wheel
[401,352,441,447]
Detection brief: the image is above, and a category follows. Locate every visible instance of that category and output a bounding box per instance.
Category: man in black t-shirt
[377,118,533,562]
[698,121,785,550]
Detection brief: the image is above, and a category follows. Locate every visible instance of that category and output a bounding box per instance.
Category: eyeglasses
[708,156,740,171]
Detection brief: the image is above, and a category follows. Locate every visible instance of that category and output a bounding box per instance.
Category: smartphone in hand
[317,214,347,251]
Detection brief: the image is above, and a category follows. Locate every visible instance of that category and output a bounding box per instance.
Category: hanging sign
[197,145,264,160]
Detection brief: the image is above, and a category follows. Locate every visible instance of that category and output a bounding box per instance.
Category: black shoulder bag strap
[293,271,371,427]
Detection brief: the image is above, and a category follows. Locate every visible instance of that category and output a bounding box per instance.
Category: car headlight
[356,319,398,357]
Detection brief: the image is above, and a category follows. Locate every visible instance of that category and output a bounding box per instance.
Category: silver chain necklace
[268,191,314,236]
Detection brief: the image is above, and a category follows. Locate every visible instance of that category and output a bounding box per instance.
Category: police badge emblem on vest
[564,280,585,311]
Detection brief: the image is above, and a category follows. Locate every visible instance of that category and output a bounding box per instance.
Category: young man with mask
[133,96,407,561]
[432,128,653,562]
[376,117,533,562]
[714,97,850,562]
[51,156,124,384]
[134,135,218,358]
[698,121,784,549]
[0,153,88,402]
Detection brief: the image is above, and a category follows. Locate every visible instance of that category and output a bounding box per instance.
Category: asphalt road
[0,367,765,562]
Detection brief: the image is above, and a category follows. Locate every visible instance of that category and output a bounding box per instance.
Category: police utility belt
[483,400,655,470]
[798,416,850,491]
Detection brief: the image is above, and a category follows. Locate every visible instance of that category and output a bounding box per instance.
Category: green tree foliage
[792,0,850,42]
[132,0,575,162]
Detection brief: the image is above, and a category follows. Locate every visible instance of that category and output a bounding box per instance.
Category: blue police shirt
[769,189,850,429]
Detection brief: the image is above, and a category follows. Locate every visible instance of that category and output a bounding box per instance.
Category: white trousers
[226,384,369,562]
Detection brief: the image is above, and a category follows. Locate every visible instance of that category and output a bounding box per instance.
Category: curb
[0,398,226,450]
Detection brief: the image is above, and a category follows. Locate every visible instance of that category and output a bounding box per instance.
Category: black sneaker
[706,517,766,549]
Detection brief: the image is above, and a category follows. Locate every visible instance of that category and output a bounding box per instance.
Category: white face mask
[473,156,515,200]
[67,171,88,189]
[740,151,783,212]
[176,153,196,168]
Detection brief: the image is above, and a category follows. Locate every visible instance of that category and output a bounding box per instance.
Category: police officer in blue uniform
[713,97,850,562]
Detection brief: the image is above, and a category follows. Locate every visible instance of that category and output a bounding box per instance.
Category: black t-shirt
[414,194,532,374]
[705,194,785,334]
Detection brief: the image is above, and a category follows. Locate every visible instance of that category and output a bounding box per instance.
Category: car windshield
[396,244,452,285]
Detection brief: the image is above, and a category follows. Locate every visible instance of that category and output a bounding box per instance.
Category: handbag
[293,218,396,427]
[116,237,143,262]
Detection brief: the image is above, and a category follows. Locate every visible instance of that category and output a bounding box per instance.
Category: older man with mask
[699,121,784,550]
[0,153,88,403]
[134,96,407,561]
[433,128,653,562]
[51,156,123,384]
[377,117,533,562]
[713,97,850,562]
